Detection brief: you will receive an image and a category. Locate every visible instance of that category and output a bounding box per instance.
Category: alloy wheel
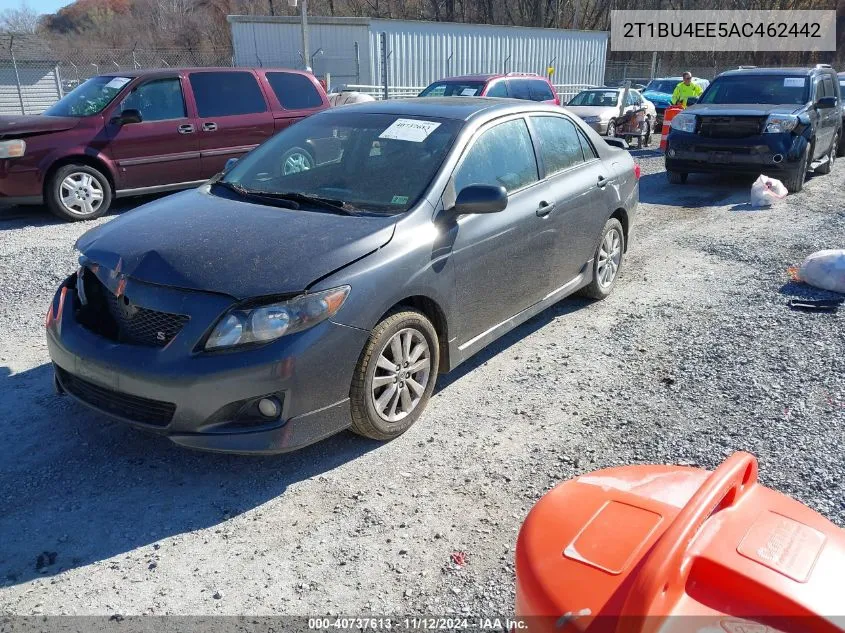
[283,152,313,175]
[59,172,104,217]
[370,328,431,423]
[597,227,623,288]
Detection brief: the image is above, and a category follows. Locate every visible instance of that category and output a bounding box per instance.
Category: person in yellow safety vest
[671,72,703,108]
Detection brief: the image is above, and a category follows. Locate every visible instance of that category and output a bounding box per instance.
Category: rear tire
[580,218,625,300]
[667,170,688,184]
[350,310,439,441]
[815,133,837,175]
[783,143,811,193]
[46,164,112,222]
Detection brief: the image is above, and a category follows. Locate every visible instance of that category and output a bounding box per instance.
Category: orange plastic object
[659,105,684,151]
[515,452,845,633]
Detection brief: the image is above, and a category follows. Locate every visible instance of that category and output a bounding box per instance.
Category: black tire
[667,170,688,184]
[815,132,837,175]
[280,147,314,175]
[350,309,440,441]
[605,120,617,138]
[837,133,845,158]
[783,142,811,193]
[642,119,652,147]
[580,217,625,300]
[46,163,112,222]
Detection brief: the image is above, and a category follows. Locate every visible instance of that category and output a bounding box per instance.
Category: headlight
[670,113,696,133]
[205,286,350,350]
[582,116,602,123]
[0,139,26,158]
[763,114,799,134]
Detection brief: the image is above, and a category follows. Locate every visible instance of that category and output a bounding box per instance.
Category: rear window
[528,79,555,101]
[189,71,267,117]
[266,72,324,109]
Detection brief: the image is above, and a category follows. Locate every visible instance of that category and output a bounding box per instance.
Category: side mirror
[685,97,699,106]
[817,96,837,109]
[454,184,508,215]
[604,137,629,150]
[114,109,142,125]
[224,157,238,172]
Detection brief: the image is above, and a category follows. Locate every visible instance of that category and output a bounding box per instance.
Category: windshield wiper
[212,181,300,209]
[270,191,361,216]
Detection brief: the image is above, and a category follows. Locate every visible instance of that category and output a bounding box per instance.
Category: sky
[16,0,70,16]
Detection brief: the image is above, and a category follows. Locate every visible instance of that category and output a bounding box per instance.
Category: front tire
[783,142,811,193]
[581,218,625,300]
[605,120,617,138]
[46,164,112,221]
[350,310,440,441]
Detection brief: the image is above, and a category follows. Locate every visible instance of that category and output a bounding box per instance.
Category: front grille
[698,116,767,139]
[78,268,188,347]
[56,366,175,426]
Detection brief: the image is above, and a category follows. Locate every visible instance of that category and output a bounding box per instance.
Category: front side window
[699,75,809,106]
[822,76,835,101]
[221,112,460,214]
[267,72,324,109]
[119,78,186,122]
[43,75,131,117]
[528,80,555,102]
[454,118,539,194]
[531,115,586,175]
[485,81,509,98]
[189,71,267,117]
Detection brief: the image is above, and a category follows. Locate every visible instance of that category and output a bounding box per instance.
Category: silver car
[567,88,657,138]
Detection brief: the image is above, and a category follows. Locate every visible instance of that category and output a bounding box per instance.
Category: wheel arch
[42,153,116,199]
[379,295,450,373]
[610,207,630,252]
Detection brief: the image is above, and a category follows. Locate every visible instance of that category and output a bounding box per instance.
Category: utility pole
[288,0,310,72]
[572,0,579,29]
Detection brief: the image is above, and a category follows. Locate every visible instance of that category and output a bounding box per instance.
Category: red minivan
[0,67,329,221]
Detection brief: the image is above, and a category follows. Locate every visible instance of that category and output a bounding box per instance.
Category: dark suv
[665,65,842,192]
[0,67,329,221]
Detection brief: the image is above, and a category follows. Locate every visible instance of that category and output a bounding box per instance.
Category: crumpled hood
[686,103,803,117]
[76,187,397,299]
[0,114,80,137]
[642,91,672,105]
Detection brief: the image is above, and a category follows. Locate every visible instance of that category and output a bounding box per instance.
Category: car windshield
[699,75,809,105]
[645,80,678,94]
[219,111,461,214]
[43,75,131,117]
[419,81,486,97]
[568,90,619,107]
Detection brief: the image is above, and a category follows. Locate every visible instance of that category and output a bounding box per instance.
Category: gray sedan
[46,98,640,454]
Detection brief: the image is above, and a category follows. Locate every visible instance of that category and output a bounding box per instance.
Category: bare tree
[0,1,39,33]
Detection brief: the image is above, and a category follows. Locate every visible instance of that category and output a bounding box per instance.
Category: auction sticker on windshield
[783,78,805,87]
[380,119,441,142]
[105,77,131,90]
[461,88,478,96]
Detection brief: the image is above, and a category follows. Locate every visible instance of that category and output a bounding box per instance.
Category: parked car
[419,73,560,105]
[46,98,639,454]
[606,78,649,91]
[566,88,657,138]
[0,67,329,221]
[838,72,845,155]
[665,65,842,192]
[641,76,710,125]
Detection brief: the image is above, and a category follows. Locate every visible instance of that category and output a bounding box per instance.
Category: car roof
[718,67,832,77]
[434,74,503,83]
[326,97,557,121]
[97,67,310,79]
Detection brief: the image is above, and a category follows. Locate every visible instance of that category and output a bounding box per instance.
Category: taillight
[634,164,641,180]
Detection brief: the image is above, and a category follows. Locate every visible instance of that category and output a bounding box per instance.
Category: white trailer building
[228,15,607,96]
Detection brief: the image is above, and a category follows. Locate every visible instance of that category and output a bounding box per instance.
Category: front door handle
[202,122,218,132]
[537,200,555,217]
[597,175,609,189]
[177,124,195,134]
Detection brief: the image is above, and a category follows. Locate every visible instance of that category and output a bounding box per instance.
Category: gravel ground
[1,149,843,617]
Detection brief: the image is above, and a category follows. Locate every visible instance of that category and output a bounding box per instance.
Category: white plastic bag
[798,249,845,294]
[750,174,788,208]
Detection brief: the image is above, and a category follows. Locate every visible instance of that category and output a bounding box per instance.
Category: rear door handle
[597,175,609,189]
[202,122,218,132]
[537,200,556,217]
[177,124,195,134]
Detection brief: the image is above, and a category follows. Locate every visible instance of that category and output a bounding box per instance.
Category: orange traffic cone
[659,105,684,152]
